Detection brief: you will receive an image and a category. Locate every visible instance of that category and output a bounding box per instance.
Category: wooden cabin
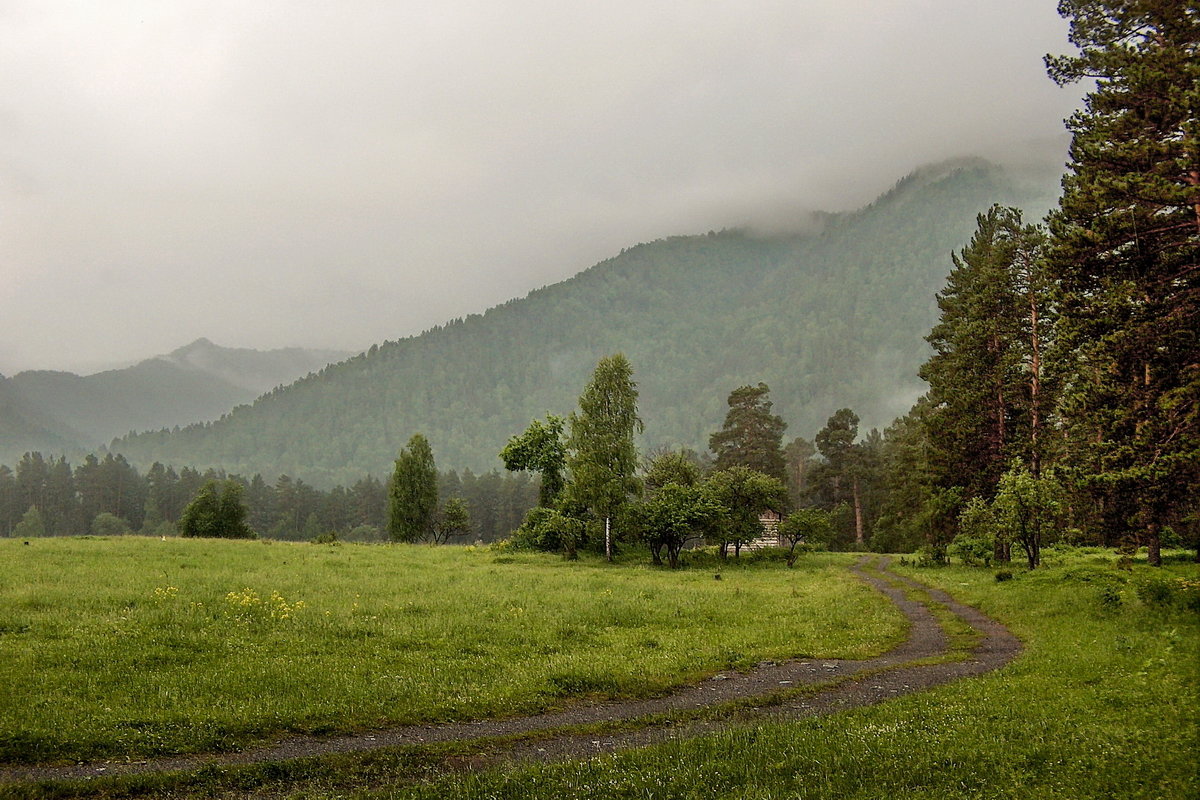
[746,509,784,550]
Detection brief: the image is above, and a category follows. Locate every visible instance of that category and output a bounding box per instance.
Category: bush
[13,506,46,539]
[1177,578,1200,612]
[91,512,131,537]
[916,543,948,567]
[148,520,177,538]
[739,546,788,565]
[511,507,584,557]
[344,524,383,542]
[1159,525,1182,549]
[1060,527,1092,546]
[995,569,1014,582]
[950,533,993,567]
[311,531,340,545]
[954,497,997,567]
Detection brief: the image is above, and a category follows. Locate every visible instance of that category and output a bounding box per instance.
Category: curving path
[0,556,1021,787]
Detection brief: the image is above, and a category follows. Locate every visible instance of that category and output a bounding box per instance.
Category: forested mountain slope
[0,340,348,465]
[112,159,1059,486]
[0,379,84,464]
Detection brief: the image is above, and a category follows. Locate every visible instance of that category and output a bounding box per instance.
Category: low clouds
[0,1,1081,373]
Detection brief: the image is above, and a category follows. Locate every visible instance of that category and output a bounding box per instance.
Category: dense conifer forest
[0,451,536,544]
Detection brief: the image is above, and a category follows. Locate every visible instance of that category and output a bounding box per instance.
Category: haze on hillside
[108,160,1061,484]
[0,1,1081,374]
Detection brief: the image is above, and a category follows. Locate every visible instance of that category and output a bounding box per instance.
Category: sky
[0,1,1084,375]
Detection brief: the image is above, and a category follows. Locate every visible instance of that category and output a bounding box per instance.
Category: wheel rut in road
[0,556,1021,787]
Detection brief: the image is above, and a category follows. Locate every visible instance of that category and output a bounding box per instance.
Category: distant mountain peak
[0,338,353,464]
[155,338,351,394]
[170,337,218,355]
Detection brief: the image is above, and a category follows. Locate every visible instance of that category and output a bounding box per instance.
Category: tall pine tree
[1046,1,1199,564]
[709,383,788,483]
[812,408,877,547]
[920,206,1055,502]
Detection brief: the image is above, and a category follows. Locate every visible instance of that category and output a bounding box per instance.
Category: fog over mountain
[0,1,1082,374]
[108,158,1061,484]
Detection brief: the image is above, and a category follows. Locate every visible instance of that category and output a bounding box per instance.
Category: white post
[605,515,612,562]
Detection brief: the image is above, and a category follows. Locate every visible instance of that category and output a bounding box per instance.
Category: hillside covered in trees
[109,158,1058,486]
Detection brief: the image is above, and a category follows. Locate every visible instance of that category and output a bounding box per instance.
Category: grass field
[4,540,1196,800]
[382,548,1197,800]
[0,537,903,764]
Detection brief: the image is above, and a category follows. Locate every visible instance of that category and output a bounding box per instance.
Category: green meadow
[386,549,1198,800]
[3,540,1197,800]
[0,537,902,764]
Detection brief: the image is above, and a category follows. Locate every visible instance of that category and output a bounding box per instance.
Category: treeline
[0,451,536,543]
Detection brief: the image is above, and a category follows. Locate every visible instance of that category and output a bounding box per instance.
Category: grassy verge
[0,538,903,764]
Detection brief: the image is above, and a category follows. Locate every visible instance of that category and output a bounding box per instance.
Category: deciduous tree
[179,480,254,539]
[643,449,702,492]
[432,496,472,544]
[501,414,567,506]
[567,354,643,561]
[703,466,788,558]
[627,483,721,568]
[778,507,834,566]
[993,460,1062,570]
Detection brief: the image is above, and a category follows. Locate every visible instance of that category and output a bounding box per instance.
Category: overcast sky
[0,1,1083,374]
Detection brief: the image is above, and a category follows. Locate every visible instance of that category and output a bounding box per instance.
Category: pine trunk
[992,332,1007,468]
[1146,521,1162,567]
[994,538,1011,564]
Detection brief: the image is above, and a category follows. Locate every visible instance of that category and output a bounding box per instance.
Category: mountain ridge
[0,340,352,465]
[106,157,1061,486]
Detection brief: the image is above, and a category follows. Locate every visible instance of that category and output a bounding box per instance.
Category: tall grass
[0,538,902,764]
